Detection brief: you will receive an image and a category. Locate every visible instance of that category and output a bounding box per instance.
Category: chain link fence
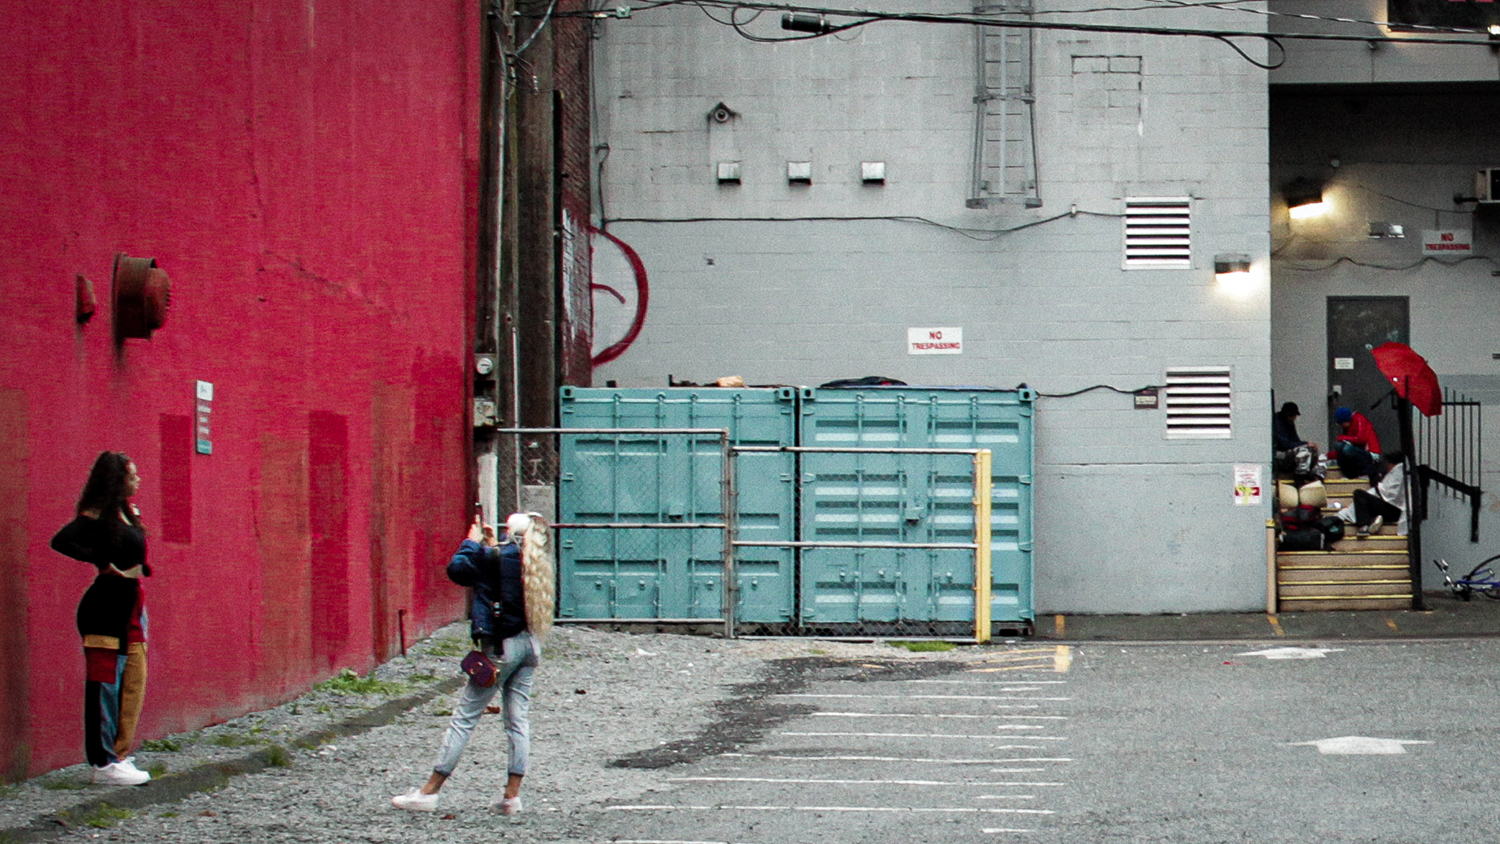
[492,429,997,641]
[494,428,735,634]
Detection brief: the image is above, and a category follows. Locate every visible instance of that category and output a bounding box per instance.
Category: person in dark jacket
[49,451,152,787]
[392,512,555,814]
[1273,402,1310,453]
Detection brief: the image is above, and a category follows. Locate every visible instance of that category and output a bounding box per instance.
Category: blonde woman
[392,512,554,814]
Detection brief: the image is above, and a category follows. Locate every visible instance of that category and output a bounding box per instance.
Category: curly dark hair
[76,451,140,526]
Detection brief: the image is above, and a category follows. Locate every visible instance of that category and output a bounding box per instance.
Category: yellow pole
[973,449,993,644]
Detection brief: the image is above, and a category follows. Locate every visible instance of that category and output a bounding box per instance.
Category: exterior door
[1326,296,1409,455]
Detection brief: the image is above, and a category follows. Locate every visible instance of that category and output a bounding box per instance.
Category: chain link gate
[496,427,738,634]
[495,428,995,642]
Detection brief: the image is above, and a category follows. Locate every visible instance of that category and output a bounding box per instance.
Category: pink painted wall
[0,1,479,779]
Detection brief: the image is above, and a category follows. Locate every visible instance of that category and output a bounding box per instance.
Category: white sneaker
[92,760,150,786]
[1368,515,1384,535]
[492,795,522,815]
[391,788,440,812]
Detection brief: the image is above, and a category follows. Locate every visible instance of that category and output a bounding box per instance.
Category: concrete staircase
[1275,470,1413,612]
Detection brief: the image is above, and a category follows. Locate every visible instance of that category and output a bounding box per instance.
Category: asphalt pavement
[8,595,1500,844]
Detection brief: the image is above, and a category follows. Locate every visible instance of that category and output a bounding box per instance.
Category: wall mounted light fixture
[1213,253,1252,283]
[1284,178,1328,219]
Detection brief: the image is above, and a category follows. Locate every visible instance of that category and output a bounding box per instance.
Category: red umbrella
[1371,342,1442,417]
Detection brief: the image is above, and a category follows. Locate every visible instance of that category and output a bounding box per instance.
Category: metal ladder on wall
[968,2,1040,209]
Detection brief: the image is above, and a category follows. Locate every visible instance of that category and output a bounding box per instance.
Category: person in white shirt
[1343,450,1406,537]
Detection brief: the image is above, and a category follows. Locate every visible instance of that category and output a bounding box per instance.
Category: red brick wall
[556,0,595,386]
[0,1,477,779]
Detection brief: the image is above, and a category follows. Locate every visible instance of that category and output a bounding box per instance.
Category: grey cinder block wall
[589,0,1273,613]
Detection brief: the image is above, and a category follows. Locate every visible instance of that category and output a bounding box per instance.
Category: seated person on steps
[1272,402,1321,478]
[1329,406,1381,480]
[1338,450,1406,537]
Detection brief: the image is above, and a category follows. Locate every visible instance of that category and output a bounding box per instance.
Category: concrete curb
[0,677,463,844]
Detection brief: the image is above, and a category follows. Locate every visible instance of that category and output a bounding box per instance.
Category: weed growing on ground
[0,784,17,800]
[266,745,292,768]
[141,738,181,752]
[887,640,957,652]
[407,673,439,684]
[208,733,264,748]
[144,762,167,778]
[424,642,466,657]
[159,811,179,819]
[41,779,85,791]
[317,668,407,696]
[81,803,133,828]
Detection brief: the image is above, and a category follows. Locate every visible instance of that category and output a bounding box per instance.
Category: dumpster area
[548,385,1036,638]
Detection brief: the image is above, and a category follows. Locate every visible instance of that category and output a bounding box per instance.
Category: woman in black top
[50,451,152,787]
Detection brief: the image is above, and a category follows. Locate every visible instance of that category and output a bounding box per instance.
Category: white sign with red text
[908,327,963,355]
[1422,230,1471,255]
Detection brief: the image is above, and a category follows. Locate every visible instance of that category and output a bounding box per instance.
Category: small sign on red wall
[195,380,213,455]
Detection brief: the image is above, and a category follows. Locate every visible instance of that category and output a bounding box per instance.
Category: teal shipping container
[557,387,797,622]
[800,387,1035,630]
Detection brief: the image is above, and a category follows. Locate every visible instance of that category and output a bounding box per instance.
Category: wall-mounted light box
[716,161,742,184]
[787,161,812,184]
[861,161,886,183]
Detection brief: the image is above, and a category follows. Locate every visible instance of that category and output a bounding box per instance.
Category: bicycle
[1434,556,1500,601]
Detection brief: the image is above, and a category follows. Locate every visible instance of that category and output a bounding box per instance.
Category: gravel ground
[0,622,981,843]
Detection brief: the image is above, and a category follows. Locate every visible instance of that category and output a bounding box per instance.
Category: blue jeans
[1333,441,1376,480]
[432,633,538,777]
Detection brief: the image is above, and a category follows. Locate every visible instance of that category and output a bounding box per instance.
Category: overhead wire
[602,208,1122,241]
[549,0,1500,61]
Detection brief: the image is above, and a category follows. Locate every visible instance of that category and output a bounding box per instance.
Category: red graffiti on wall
[588,226,650,366]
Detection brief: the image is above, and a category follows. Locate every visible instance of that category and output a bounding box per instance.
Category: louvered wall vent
[1124,198,1192,268]
[1164,367,1232,439]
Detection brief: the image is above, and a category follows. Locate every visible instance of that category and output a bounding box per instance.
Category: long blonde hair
[507,512,555,638]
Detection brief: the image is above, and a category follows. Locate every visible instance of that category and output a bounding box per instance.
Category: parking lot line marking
[667,777,1064,787]
[981,648,1058,658]
[810,716,1068,722]
[967,664,1051,673]
[779,693,1066,702]
[780,731,1067,741]
[1054,614,1065,637]
[983,828,1034,834]
[613,840,763,844]
[906,682,1066,690]
[1267,614,1285,637]
[605,805,1057,815]
[807,715,1053,728]
[1054,645,1073,673]
[720,753,1073,764]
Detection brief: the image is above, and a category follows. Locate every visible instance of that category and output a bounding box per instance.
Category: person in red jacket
[1330,406,1381,479]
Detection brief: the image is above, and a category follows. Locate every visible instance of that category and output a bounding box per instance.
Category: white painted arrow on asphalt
[1238,646,1345,660]
[1288,736,1432,755]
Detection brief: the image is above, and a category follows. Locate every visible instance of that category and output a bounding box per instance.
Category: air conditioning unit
[1475,168,1500,203]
